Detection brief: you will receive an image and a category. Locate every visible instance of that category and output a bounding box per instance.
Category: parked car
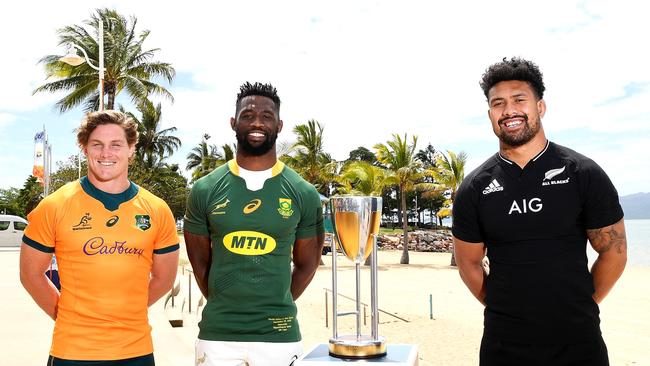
[0,215,28,247]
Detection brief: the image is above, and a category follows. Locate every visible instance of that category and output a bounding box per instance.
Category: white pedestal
[296,344,419,365]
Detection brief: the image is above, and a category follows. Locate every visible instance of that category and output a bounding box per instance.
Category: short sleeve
[452,178,483,243]
[23,197,57,253]
[295,186,324,240]
[183,181,210,237]
[153,201,180,254]
[580,160,624,230]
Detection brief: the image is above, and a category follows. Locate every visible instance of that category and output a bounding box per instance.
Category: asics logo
[483,179,504,195]
[243,199,262,214]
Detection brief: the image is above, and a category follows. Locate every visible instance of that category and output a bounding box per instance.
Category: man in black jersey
[453,57,627,366]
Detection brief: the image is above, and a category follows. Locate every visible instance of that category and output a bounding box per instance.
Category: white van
[0,215,28,247]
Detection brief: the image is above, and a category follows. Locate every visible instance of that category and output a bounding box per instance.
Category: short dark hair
[480,57,545,100]
[236,82,281,113]
[77,110,138,148]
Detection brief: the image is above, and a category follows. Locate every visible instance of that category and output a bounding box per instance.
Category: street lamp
[59,18,105,179]
[59,18,105,111]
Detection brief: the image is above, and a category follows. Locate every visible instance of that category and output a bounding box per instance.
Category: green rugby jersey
[184,160,323,342]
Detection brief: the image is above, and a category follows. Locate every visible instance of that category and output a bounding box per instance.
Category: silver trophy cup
[329,196,385,358]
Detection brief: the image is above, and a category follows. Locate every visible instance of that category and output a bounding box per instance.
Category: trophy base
[328,335,387,359]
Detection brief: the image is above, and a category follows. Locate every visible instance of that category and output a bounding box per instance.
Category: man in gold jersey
[20,111,180,366]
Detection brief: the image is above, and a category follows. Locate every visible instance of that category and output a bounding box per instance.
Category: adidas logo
[482,179,504,195]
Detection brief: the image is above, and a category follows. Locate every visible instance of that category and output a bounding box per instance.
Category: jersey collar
[497,139,550,166]
[79,176,139,211]
[227,159,285,177]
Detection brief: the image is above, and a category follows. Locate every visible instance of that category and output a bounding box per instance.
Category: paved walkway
[0,248,196,365]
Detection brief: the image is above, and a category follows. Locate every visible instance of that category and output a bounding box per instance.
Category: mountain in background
[620,192,650,219]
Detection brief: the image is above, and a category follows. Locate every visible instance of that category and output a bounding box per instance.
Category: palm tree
[338,161,395,196]
[284,119,336,194]
[122,101,181,168]
[186,134,222,182]
[374,134,422,264]
[33,8,174,112]
[429,150,468,266]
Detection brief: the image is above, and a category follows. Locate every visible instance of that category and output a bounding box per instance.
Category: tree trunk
[400,186,409,264]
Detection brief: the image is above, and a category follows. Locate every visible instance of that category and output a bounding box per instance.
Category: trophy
[329,196,385,358]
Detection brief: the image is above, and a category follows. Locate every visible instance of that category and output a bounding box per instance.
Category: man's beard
[497,114,540,147]
[236,130,278,156]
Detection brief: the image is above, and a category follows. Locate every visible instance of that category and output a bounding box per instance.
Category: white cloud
[1,0,648,195]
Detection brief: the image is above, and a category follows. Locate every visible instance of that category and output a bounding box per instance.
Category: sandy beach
[2,247,649,365]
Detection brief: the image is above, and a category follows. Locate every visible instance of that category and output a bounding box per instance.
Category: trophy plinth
[329,196,385,359]
[328,335,387,359]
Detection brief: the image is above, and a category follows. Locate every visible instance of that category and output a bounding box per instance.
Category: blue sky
[1,0,649,196]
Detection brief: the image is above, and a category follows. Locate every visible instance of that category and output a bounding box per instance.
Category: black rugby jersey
[453,141,623,344]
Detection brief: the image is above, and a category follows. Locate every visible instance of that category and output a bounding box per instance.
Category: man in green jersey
[184,82,325,365]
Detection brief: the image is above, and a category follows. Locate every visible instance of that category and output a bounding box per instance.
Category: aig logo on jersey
[509,198,543,215]
[542,166,570,186]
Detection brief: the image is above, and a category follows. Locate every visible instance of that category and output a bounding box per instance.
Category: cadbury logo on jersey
[83,237,144,258]
[542,166,570,186]
[223,230,277,255]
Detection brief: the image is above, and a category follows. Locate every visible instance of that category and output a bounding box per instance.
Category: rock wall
[377,229,452,252]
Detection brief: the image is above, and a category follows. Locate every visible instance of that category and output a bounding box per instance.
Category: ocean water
[587,219,650,267]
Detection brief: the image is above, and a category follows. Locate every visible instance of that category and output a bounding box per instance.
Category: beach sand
[2,247,649,365]
[297,251,650,365]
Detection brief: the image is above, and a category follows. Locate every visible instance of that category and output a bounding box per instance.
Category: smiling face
[83,124,135,191]
[231,95,283,156]
[487,80,546,147]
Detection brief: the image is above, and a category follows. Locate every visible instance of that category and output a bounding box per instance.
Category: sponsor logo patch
[482,179,504,195]
[135,215,151,231]
[277,198,294,218]
[223,230,277,255]
[542,166,570,186]
[211,198,230,215]
[72,213,92,231]
[106,215,119,227]
[243,199,262,214]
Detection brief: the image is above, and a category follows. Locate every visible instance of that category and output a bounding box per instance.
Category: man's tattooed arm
[587,219,627,304]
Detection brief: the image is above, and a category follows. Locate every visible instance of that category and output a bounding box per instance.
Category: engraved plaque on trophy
[329,196,385,358]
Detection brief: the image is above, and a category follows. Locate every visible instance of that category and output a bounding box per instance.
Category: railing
[163,265,205,327]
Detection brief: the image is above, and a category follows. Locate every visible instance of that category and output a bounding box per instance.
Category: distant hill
[620,192,650,219]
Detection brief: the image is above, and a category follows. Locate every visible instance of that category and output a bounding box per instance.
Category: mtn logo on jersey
[542,166,570,186]
[243,199,262,214]
[223,230,277,255]
[483,179,504,195]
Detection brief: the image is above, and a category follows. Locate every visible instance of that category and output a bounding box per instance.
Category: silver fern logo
[544,166,566,181]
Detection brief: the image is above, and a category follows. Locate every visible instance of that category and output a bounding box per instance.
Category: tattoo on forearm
[587,221,627,254]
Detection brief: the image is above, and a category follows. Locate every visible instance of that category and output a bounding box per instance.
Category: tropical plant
[429,150,467,266]
[338,161,396,196]
[122,100,181,168]
[374,133,422,264]
[186,134,222,182]
[16,176,44,217]
[284,119,336,195]
[0,188,21,216]
[33,8,175,112]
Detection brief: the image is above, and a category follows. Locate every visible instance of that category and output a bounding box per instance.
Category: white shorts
[195,339,303,366]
